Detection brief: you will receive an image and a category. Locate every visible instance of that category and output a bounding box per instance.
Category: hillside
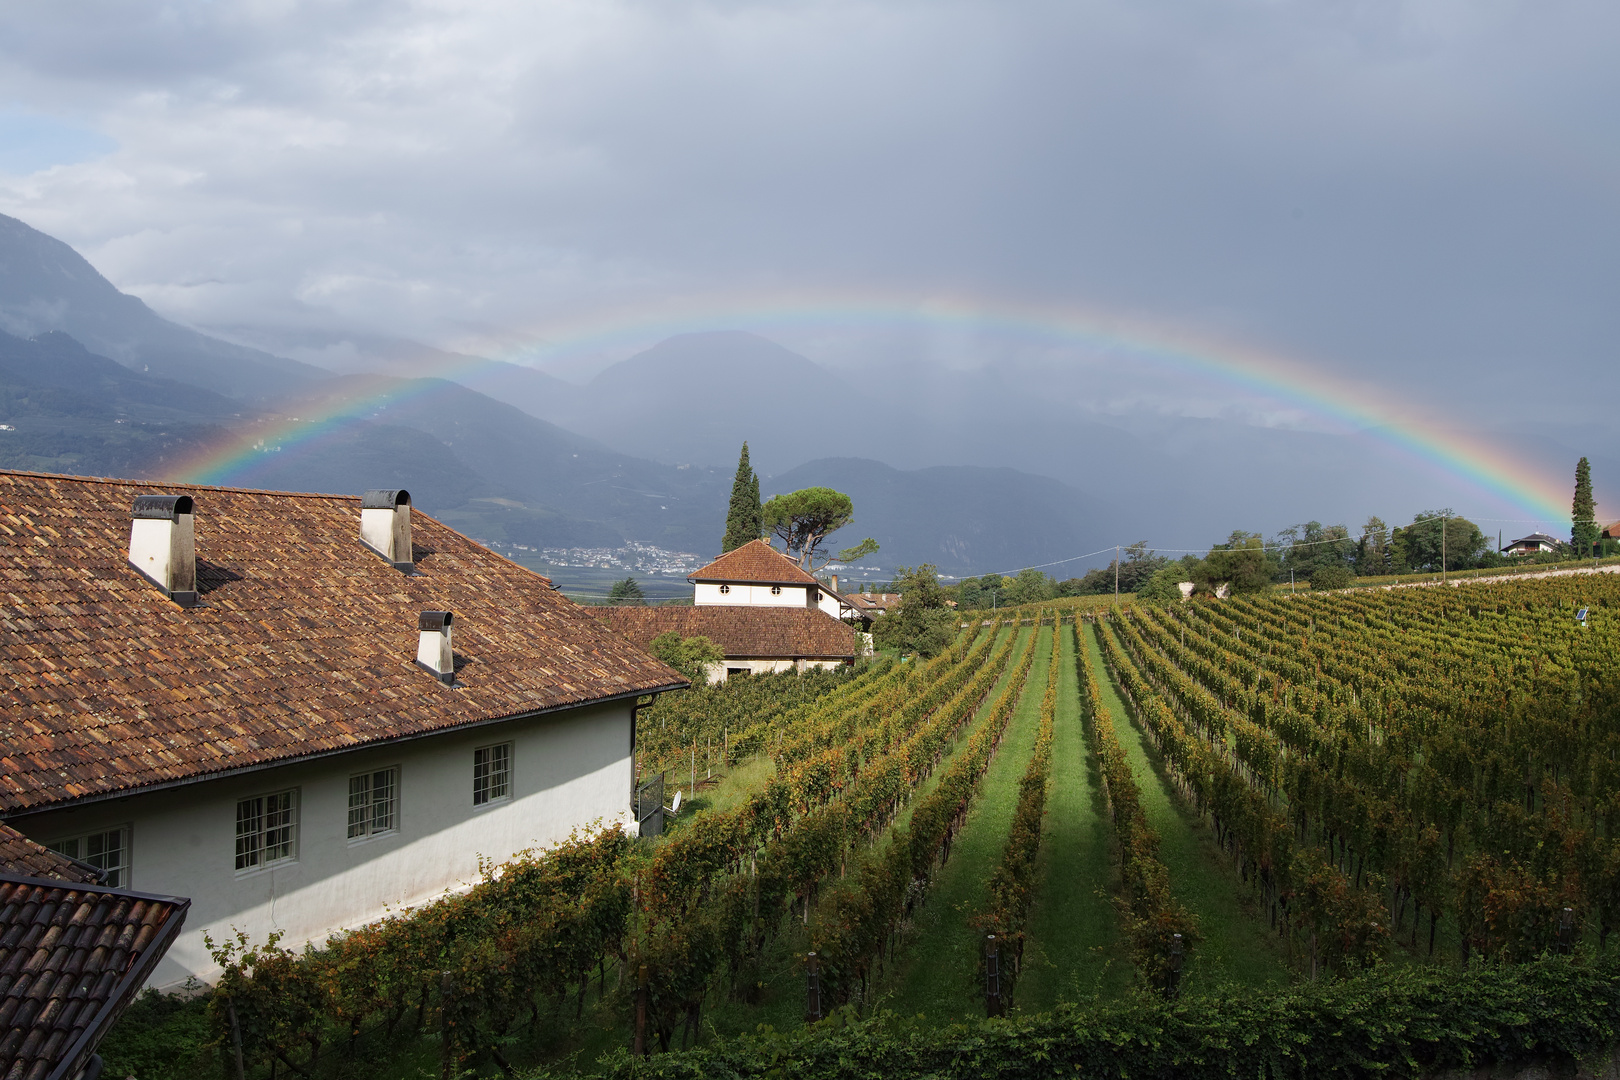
[255,373,730,551]
[0,213,329,401]
[0,329,233,477]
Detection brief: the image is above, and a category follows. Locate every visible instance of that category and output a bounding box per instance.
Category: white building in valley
[691,538,858,620]
[0,472,685,989]
[597,539,860,681]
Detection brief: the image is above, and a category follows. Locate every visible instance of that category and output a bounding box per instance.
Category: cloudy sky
[1,1,1616,453]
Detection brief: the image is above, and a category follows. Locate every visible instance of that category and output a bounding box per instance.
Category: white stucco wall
[694,581,810,607]
[10,699,635,990]
[693,581,843,618]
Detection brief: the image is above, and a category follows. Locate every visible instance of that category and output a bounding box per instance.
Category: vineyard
[158,573,1620,1080]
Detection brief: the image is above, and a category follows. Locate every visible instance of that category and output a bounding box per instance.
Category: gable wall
[694,582,808,607]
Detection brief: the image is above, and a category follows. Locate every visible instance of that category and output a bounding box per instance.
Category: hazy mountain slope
[0,214,329,401]
[764,457,1110,575]
[267,373,729,550]
[566,331,864,467]
[232,421,492,513]
[0,329,233,477]
[199,327,581,420]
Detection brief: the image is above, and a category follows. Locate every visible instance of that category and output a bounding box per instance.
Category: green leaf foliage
[556,953,1620,1080]
[650,632,725,683]
[722,442,764,553]
[871,565,956,658]
[1574,457,1598,552]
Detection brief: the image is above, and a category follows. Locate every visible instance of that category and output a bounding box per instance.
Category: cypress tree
[722,442,762,552]
[1573,457,1598,555]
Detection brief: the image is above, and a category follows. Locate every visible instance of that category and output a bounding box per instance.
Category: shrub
[1309,563,1353,590]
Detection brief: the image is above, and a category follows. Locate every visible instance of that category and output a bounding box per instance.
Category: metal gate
[636,772,665,838]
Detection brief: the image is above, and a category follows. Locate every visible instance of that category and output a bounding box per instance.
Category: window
[348,768,399,840]
[49,828,128,888]
[809,588,820,603]
[473,744,512,806]
[770,585,782,595]
[236,790,298,871]
[718,584,730,594]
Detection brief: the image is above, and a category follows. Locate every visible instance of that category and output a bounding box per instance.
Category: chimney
[360,489,413,572]
[831,573,839,594]
[417,610,455,685]
[128,495,198,607]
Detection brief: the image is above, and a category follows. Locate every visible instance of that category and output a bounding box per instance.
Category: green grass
[1018,623,1131,1007]
[883,625,1051,1022]
[885,627,1022,837]
[661,752,777,828]
[1084,622,1289,994]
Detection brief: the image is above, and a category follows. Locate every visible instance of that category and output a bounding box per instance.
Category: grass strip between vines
[1019,621,1130,1006]
[1084,621,1287,994]
[886,624,1050,1021]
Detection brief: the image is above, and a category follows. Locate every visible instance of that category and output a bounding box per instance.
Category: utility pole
[1114,545,1120,604]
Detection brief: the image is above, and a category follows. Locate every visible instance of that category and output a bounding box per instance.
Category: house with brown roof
[592,539,864,681]
[690,539,859,621]
[0,823,190,1080]
[596,605,856,682]
[0,471,684,989]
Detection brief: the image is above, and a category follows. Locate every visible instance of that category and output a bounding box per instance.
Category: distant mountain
[250,373,730,551]
[197,328,581,420]
[0,214,329,401]
[764,457,1111,576]
[0,329,234,477]
[558,332,864,469]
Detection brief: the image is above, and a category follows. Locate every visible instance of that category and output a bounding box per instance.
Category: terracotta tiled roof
[1603,521,1620,540]
[0,827,96,885]
[848,592,901,612]
[0,470,686,813]
[597,606,855,660]
[0,873,188,1080]
[690,540,821,586]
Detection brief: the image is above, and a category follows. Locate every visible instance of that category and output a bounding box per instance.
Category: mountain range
[0,212,1111,574]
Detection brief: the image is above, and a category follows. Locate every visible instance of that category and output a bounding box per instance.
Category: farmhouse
[690,538,858,620]
[1502,532,1560,555]
[0,471,684,990]
[597,605,856,682]
[0,822,190,1080]
[594,538,861,681]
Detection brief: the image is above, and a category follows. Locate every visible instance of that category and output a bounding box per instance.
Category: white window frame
[347,767,400,842]
[49,826,131,888]
[235,789,299,873]
[473,743,512,807]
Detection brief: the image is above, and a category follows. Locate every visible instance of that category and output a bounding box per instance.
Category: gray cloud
[0,0,1615,439]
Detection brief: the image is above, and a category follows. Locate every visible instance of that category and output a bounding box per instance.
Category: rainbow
[170,290,1573,526]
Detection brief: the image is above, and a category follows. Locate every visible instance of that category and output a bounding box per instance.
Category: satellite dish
[671,790,683,814]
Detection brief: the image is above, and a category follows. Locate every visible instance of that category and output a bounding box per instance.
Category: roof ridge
[0,467,365,501]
